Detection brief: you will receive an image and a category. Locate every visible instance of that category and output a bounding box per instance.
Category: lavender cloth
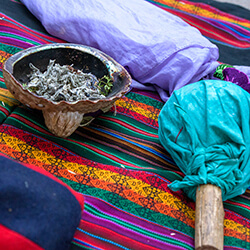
[21,0,220,101]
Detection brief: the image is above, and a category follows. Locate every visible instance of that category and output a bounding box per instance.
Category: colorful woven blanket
[0,0,250,249]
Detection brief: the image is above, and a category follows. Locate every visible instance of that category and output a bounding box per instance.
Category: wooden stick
[195,184,224,250]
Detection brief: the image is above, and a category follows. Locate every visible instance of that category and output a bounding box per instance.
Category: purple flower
[223,67,250,92]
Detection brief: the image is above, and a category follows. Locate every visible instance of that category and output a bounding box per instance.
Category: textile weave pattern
[0,0,250,249]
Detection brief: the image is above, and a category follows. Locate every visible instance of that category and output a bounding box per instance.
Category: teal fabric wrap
[158,80,250,201]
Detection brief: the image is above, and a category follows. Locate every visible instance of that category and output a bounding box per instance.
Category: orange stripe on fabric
[224,228,250,243]
[154,0,250,28]
[0,50,12,63]
[176,14,250,48]
[115,97,160,122]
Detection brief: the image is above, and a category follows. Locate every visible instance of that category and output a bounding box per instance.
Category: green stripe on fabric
[85,203,193,250]
[229,196,250,208]
[58,177,194,237]
[0,32,41,46]
[224,236,250,249]
[96,115,159,139]
[100,112,158,132]
[125,91,164,110]
[0,112,7,124]
[71,242,93,250]
[71,132,160,169]
[224,202,250,219]
[1,43,22,55]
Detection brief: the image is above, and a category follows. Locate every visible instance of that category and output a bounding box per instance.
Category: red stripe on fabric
[115,106,159,129]
[76,220,160,250]
[1,25,52,44]
[72,141,139,168]
[74,228,121,250]
[9,113,52,135]
[0,223,43,250]
[163,8,250,48]
[225,200,250,210]
[0,106,10,116]
[2,14,64,42]
[102,116,158,137]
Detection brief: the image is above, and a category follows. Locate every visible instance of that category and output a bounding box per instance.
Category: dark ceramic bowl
[3,43,131,137]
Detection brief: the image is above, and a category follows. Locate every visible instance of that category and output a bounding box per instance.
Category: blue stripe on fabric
[77,228,131,250]
[216,21,250,39]
[94,127,175,164]
[73,239,103,250]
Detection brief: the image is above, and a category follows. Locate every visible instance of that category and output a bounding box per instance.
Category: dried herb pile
[23,60,113,102]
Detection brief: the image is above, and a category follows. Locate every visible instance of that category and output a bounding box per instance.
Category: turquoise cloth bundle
[158,80,250,201]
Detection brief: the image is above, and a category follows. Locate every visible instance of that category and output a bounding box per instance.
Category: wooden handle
[195,184,225,250]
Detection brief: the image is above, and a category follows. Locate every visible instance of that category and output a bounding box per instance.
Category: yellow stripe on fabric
[154,0,250,28]
[116,97,160,121]
[224,219,250,235]
[0,88,20,106]
[0,50,12,64]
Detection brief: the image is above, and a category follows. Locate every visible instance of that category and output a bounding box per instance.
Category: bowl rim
[3,43,132,107]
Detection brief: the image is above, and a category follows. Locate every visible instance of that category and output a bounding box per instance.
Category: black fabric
[0,0,46,33]
[215,42,250,66]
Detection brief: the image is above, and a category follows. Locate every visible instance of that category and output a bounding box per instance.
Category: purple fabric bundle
[21,0,220,101]
[223,67,250,92]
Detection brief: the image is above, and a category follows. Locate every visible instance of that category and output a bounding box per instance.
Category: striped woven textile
[0,0,250,249]
[147,0,250,66]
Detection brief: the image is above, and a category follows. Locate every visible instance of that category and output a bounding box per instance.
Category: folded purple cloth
[21,0,220,101]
